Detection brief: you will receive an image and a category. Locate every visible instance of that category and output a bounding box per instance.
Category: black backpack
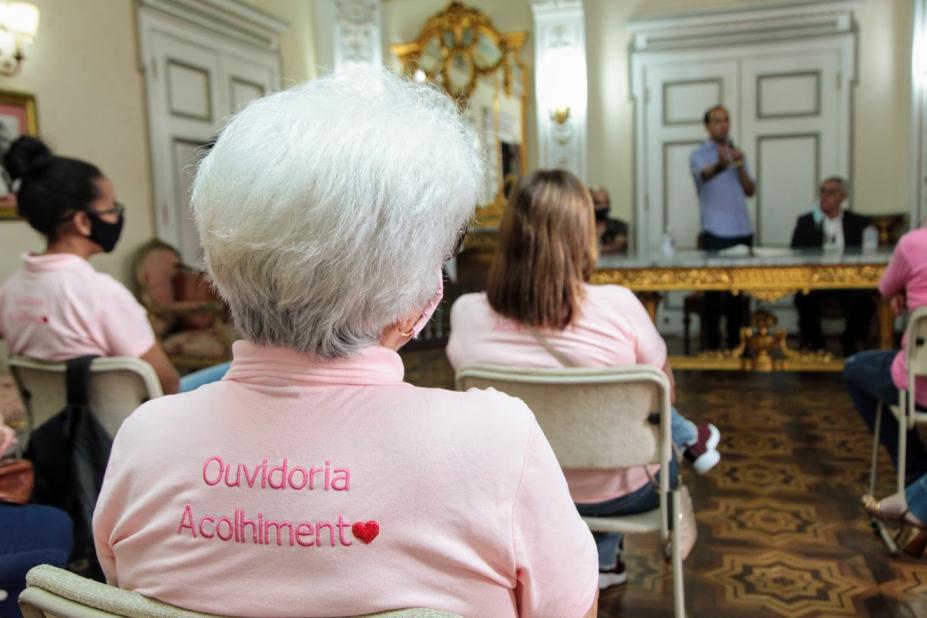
[24,355,112,581]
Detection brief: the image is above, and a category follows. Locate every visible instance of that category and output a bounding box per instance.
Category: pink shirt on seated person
[446,284,666,504]
[0,253,155,360]
[92,341,597,617]
[879,227,927,407]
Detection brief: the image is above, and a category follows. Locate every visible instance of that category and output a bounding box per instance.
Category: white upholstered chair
[868,306,927,551]
[455,364,687,617]
[19,565,462,618]
[8,355,163,444]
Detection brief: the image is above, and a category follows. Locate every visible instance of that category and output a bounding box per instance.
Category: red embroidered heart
[352,520,379,544]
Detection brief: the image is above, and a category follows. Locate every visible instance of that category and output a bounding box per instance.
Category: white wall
[241,0,318,84]
[0,0,153,285]
[852,0,912,216]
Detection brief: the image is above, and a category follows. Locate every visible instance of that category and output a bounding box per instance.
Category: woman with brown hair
[447,169,718,589]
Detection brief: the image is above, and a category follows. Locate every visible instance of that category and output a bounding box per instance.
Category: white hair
[822,176,849,196]
[191,67,485,358]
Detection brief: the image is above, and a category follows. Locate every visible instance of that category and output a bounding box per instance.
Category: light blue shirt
[689,140,753,238]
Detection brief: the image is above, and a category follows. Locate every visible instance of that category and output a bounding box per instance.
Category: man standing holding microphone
[690,104,756,351]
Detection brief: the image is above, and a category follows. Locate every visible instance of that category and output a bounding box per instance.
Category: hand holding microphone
[724,139,745,168]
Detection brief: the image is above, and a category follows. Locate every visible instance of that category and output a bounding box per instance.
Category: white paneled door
[741,49,843,246]
[138,2,281,265]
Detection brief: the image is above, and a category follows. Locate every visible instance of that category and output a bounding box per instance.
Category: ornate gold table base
[593,260,890,372]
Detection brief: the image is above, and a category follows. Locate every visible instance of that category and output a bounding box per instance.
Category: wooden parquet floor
[401,348,927,618]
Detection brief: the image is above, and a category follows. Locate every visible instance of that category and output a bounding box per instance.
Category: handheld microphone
[726,138,743,167]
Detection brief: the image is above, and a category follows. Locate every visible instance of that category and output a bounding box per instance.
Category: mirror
[392,2,527,229]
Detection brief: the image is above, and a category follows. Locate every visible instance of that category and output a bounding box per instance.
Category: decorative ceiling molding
[531,0,584,18]
[137,0,287,50]
[627,0,860,50]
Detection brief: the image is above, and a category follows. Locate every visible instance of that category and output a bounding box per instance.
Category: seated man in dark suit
[791,176,874,355]
[590,187,629,254]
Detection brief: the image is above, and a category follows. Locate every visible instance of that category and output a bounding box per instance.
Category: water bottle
[862,225,879,253]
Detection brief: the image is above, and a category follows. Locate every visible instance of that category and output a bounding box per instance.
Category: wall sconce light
[538,43,586,127]
[0,2,39,76]
[550,106,571,124]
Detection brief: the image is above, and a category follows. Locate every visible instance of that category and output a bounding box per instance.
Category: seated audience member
[0,415,73,618]
[92,69,598,617]
[0,137,228,394]
[590,187,628,254]
[863,475,927,558]
[791,177,874,354]
[446,169,718,589]
[843,224,927,485]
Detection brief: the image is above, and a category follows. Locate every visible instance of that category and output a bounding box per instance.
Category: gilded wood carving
[391,2,527,228]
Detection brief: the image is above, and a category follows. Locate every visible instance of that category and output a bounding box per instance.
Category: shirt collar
[224,340,407,387]
[22,252,96,274]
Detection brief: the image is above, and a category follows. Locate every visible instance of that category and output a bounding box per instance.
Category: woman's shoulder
[450,291,489,312]
[898,227,927,251]
[449,291,493,326]
[583,283,640,310]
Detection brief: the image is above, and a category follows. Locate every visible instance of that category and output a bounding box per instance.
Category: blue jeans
[843,350,927,484]
[179,362,231,393]
[0,504,73,618]
[906,473,927,522]
[670,408,697,447]
[575,458,679,569]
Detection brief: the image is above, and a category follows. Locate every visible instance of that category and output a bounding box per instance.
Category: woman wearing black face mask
[0,136,181,394]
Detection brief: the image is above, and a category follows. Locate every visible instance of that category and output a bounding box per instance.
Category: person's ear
[70,211,92,236]
[379,312,419,351]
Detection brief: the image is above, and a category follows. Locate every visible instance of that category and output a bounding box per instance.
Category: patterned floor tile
[701,550,877,617]
[721,431,796,457]
[699,497,841,547]
[713,458,811,494]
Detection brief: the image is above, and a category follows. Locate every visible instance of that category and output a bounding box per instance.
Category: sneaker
[598,558,628,589]
[683,423,721,474]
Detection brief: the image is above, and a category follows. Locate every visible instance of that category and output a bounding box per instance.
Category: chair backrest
[19,565,461,618]
[455,364,672,470]
[907,306,927,377]
[9,356,163,441]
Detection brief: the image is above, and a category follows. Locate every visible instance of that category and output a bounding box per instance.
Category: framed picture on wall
[0,90,38,220]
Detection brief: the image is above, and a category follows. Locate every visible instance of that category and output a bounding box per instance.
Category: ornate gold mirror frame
[391,2,527,229]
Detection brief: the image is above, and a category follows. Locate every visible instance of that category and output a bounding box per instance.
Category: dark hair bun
[4,136,52,182]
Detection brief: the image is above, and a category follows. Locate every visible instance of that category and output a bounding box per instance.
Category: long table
[592,248,894,371]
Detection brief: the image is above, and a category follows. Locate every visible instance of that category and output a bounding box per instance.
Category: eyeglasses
[91,202,125,218]
[448,226,468,260]
[59,202,125,223]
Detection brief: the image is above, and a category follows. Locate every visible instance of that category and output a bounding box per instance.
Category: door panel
[741,50,841,246]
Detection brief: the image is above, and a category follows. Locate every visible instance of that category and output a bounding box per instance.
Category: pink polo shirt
[0,253,156,360]
[879,227,927,407]
[93,341,597,617]
[446,284,666,504]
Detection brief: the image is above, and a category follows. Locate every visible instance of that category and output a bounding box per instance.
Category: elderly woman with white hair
[92,68,598,617]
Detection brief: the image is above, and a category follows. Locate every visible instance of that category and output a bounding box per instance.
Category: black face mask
[86,209,124,253]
